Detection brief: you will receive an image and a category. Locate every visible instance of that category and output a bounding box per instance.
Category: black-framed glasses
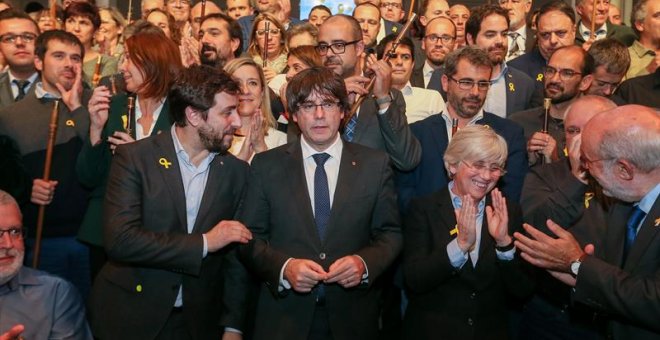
[315,40,361,56]
[380,2,403,9]
[298,101,341,114]
[256,28,281,36]
[424,34,455,44]
[447,75,491,91]
[461,160,507,176]
[543,66,582,81]
[0,33,37,44]
[0,228,24,240]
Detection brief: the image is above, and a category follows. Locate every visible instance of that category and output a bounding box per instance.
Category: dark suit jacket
[0,72,37,109]
[428,65,542,116]
[575,21,637,47]
[574,197,660,339]
[410,66,425,88]
[523,26,537,53]
[76,95,172,247]
[89,131,249,340]
[403,189,532,340]
[238,140,402,340]
[396,113,528,211]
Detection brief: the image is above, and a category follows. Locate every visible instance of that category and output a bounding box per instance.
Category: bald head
[564,95,616,146]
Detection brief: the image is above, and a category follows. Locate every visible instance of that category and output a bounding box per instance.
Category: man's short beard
[198,123,233,154]
[0,248,23,285]
[200,45,227,68]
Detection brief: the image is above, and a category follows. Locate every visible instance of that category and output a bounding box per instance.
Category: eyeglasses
[167,0,190,5]
[380,2,403,9]
[462,160,507,176]
[592,79,620,92]
[0,33,37,44]
[447,75,491,91]
[424,34,455,44]
[256,28,281,36]
[565,126,581,135]
[315,40,361,56]
[298,101,341,114]
[543,66,582,81]
[0,228,24,240]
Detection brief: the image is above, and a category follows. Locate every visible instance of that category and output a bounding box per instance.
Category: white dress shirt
[400,82,445,123]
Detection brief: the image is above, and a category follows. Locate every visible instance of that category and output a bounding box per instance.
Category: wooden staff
[127,0,133,23]
[451,118,458,136]
[541,98,551,164]
[345,13,417,127]
[262,21,270,68]
[589,0,597,41]
[32,100,59,268]
[407,0,416,22]
[92,54,102,87]
[49,0,57,26]
[126,96,135,135]
[201,0,207,18]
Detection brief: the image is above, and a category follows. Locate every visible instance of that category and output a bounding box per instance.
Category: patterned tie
[313,153,331,242]
[507,32,521,59]
[343,114,358,142]
[623,206,646,261]
[13,79,29,101]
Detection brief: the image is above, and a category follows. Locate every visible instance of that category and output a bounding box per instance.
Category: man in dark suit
[239,66,402,340]
[0,10,40,108]
[515,105,660,339]
[397,46,527,211]
[317,14,420,171]
[412,16,456,89]
[499,0,536,60]
[574,0,636,48]
[509,0,576,92]
[89,65,252,340]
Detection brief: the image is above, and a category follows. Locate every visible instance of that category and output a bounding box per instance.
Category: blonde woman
[248,13,288,81]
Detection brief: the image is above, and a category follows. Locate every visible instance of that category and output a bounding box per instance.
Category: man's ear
[441,74,449,93]
[185,106,203,127]
[579,74,593,92]
[615,159,634,180]
[34,56,43,72]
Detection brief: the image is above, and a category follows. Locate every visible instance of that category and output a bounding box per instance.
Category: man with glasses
[413,16,456,88]
[316,14,420,172]
[498,0,534,61]
[0,10,39,108]
[0,190,92,340]
[511,45,594,166]
[515,105,660,339]
[584,38,630,97]
[380,0,404,23]
[239,66,402,340]
[397,46,528,210]
[509,0,576,91]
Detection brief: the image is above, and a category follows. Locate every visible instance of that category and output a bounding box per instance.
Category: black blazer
[239,140,402,340]
[403,189,533,340]
[89,131,250,340]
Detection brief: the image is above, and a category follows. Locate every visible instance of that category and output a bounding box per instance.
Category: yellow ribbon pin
[121,115,128,130]
[159,158,172,169]
[655,218,660,227]
[509,83,515,92]
[450,225,458,236]
[392,26,398,33]
[536,73,544,82]
[65,120,75,127]
[584,192,594,209]
[136,284,142,292]
[563,147,568,157]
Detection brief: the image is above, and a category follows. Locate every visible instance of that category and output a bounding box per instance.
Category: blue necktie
[313,153,331,242]
[13,79,29,101]
[343,114,358,142]
[623,206,646,261]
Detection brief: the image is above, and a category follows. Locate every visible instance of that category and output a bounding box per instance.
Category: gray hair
[631,0,649,36]
[444,46,492,78]
[0,190,21,219]
[444,125,508,175]
[599,115,660,173]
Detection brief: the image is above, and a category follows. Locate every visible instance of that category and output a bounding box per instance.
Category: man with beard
[199,13,242,68]
[499,0,534,60]
[511,45,594,167]
[0,30,92,297]
[89,65,252,340]
[0,10,40,108]
[316,14,420,172]
[397,46,527,210]
[413,16,456,88]
[435,5,540,117]
[515,105,660,339]
[509,0,576,91]
[0,190,92,340]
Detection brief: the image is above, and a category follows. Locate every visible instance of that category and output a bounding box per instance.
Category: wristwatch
[570,254,588,277]
[375,92,393,106]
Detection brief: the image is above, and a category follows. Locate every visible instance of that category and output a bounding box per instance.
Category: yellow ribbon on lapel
[509,83,515,92]
[121,114,128,130]
[392,26,398,33]
[536,73,544,82]
[584,192,594,209]
[450,225,458,236]
[159,158,172,169]
[65,120,75,127]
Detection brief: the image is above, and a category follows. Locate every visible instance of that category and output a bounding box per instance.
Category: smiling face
[232,64,263,117]
[449,159,502,201]
[0,203,23,285]
[35,39,83,94]
[577,0,610,29]
[120,47,145,93]
[166,0,190,23]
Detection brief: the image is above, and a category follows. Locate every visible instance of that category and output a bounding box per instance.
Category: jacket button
[467,318,473,326]
[319,253,326,260]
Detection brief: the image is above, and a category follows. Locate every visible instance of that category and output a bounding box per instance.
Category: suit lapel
[326,142,360,244]
[0,74,14,104]
[353,99,376,142]
[437,189,458,236]
[624,198,660,270]
[286,142,320,246]
[430,115,450,159]
[151,98,172,136]
[154,132,188,232]
[602,203,631,265]
[192,154,223,233]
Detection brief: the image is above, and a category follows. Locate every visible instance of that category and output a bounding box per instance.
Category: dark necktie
[623,206,646,261]
[343,114,358,142]
[313,153,331,242]
[13,79,29,101]
[508,32,521,59]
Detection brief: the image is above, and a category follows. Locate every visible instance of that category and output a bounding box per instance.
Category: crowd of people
[0,0,658,339]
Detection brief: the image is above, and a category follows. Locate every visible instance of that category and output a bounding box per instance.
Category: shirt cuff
[224,327,242,335]
[495,245,516,261]
[202,234,208,258]
[354,254,369,283]
[447,239,468,268]
[377,106,388,115]
[279,258,293,292]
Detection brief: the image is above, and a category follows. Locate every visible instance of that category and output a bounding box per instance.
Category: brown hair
[124,30,182,98]
[247,12,287,58]
[288,45,323,69]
